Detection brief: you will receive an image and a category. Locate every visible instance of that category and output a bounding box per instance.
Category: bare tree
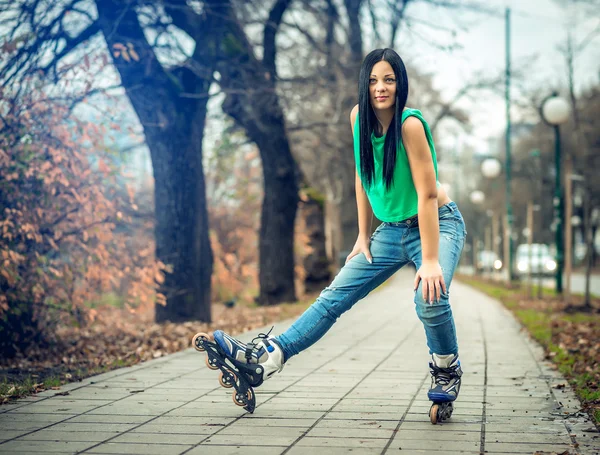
[0,0,227,322]
[214,0,300,305]
[559,24,600,308]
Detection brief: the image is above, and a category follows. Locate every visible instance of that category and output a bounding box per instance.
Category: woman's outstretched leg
[211,224,408,384]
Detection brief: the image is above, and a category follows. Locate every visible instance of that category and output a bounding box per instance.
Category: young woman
[195,48,467,422]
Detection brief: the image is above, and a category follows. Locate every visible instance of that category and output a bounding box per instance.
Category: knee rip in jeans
[415,302,452,323]
[315,296,342,321]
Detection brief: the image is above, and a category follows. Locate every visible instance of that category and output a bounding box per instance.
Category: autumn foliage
[0,93,166,357]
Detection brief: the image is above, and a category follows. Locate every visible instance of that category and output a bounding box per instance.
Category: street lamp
[479,157,508,279]
[541,93,570,293]
[470,190,485,275]
[481,158,502,179]
[470,190,485,205]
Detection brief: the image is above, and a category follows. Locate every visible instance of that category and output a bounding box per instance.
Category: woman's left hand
[414,260,447,304]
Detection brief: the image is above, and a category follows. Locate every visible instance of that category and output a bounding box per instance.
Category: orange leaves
[0,267,15,286]
[97,158,111,176]
[154,268,165,285]
[1,90,164,356]
[112,43,140,63]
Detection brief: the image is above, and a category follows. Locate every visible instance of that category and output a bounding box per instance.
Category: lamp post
[480,158,504,279]
[541,93,571,294]
[470,190,485,275]
[505,7,513,284]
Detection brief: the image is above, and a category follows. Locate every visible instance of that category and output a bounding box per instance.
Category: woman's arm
[346,104,374,264]
[351,105,374,238]
[355,169,373,238]
[402,116,446,303]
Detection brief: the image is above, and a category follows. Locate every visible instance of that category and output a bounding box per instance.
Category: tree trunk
[221,91,298,305]
[301,195,331,291]
[253,128,299,305]
[323,0,362,270]
[151,118,213,322]
[96,0,216,322]
[218,9,298,305]
[325,181,359,270]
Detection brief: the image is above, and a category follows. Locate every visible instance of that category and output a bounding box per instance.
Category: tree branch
[263,0,292,79]
[161,0,204,40]
[41,21,100,82]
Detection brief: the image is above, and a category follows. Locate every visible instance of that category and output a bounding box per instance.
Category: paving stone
[393,429,482,442]
[0,440,97,453]
[85,442,192,454]
[150,415,236,427]
[109,432,206,445]
[485,431,573,444]
[387,438,482,451]
[130,423,220,435]
[382,451,480,455]
[201,434,299,446]
[305,427,393,439]
[0,430,30,441]
[46,423,136,434]
[236,417,319,427]
[66,415,152,424]
[295,436,388,448]
[218,426,307,437]
[187,446,287,455]
[286,447,380,454]
[86,400,186,416]
[17,430,119,442]
[9,403,101,414]
[314,419,399,430]
[484,442,577,453]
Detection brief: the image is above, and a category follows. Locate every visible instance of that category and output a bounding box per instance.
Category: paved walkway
[1,269,598,455]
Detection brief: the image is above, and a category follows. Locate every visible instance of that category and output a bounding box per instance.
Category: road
[458,266,600,297]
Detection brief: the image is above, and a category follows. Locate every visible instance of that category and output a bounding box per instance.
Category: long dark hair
[358,48,409,191]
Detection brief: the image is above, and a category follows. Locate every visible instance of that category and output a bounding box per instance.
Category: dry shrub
[0,93,165,357]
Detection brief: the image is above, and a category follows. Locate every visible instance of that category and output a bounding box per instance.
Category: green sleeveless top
[353,108,439,222]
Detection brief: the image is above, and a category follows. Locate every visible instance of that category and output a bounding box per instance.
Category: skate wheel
[192,332,210,352]
[429,404,439,425]
[232,388,253,407]
[219,371,236,388]
[205,355,219,371]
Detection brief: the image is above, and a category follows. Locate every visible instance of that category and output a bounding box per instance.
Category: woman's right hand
[345,234,373,264]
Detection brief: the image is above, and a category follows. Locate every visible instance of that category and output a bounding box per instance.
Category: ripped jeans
[273,201,467,363]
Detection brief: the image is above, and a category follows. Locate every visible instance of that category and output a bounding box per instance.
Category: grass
[460,275,600,427]
[0,357,138,404]
[0,375,63,401]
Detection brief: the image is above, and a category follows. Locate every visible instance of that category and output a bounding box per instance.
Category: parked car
[515,243,557,277]
[476,250,502,273]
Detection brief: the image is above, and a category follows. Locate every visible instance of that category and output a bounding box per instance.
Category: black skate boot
[427,353,462,424]
[192,327,284,413]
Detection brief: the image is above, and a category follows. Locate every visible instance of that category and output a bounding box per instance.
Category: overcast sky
[402,0,599,146]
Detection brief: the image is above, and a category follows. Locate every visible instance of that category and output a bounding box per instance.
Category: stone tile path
[1,269,598,454]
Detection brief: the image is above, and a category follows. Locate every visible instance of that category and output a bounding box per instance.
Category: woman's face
[369,60,396,111]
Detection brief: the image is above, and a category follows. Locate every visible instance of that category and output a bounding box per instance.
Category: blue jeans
[274,201,467,362]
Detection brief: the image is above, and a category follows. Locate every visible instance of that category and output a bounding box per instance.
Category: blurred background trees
[1,0,598,358]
